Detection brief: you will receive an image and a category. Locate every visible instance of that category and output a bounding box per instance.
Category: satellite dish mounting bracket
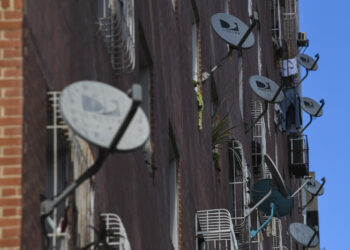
[301,99,325,133]
[297,53,320,86]
[202,12,259,83]
[250,202,275,238]
[40,84,142,218]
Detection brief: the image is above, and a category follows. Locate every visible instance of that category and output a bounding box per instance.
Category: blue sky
[299,1,350,249]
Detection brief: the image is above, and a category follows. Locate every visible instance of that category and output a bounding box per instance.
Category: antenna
[300,97,325,133]
[296,53,320,86]
[201,12,259,83]
[289,223,319,248]
[245,75,284,133]
[40,81,150,218]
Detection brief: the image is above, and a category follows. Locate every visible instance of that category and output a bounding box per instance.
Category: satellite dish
[211,13,255,49]
[41,82,146,218]
[304,178,325,196]
[300,97,325,133]
[60,81,150,151]
[245,76,284,133]
[251,179,293,217]
[301,97,323,117]
[264,154,289,198]
[289,223,319,247]
[201,12,258,83]
[250,75,284,103]
[297,53,318,71]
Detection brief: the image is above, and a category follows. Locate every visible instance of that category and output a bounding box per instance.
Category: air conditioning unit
[289,134,309,177]
[297,32,309,47]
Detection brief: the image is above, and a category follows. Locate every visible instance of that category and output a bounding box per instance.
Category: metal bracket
[40,84,142,218]
[201,12,259,83]
[250,202,275,238]
[300,99,325,133]
[296,54,320,87]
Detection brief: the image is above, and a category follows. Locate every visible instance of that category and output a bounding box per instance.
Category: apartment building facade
[0,0,323,249]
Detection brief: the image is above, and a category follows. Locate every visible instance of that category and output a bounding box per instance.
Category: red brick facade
[0,0,23,249]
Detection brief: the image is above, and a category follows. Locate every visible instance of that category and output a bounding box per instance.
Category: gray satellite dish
[264,154,289,198]
[305,178,325,196]
[297,53,318,71]
[289,223,319,247]
[60,81,150,151]
[211,13,255,49]
[249,75,284,103]
[301,97,323,117]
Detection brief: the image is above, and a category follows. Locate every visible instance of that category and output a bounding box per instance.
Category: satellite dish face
[251,179,294,217]
[289,223,319,247]
[60,81,150,151]
[249,75,284,103]
[301,97,323,117]
[304,179,325,196]
[264,154,289,198]
[211,13,255,49]
[297,54,318,71]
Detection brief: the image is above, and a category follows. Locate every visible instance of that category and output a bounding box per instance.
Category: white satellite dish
[201,12,259,83]
[245,76,284,133]
[301,97,323,117]
[211,13,255,49]
[297,53,318,71]
[60,81,150,151]
[304,178,325,196]
[249,75,284,103]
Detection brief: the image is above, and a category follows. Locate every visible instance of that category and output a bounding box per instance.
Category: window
[46,92,96,250]
[228,140,251,248]
[46,92,70,250]
[169,133,179,250]
[97,0,135,73]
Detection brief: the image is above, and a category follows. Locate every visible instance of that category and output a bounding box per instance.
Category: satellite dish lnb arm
[237,11,259,48]
[301,99,325,133]
[40,84,142,218]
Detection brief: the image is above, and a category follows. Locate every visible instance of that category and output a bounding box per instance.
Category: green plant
[211,110,239,170]
[212,112,239,149]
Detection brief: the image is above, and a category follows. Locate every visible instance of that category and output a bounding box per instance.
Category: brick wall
[0,0,23,249]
